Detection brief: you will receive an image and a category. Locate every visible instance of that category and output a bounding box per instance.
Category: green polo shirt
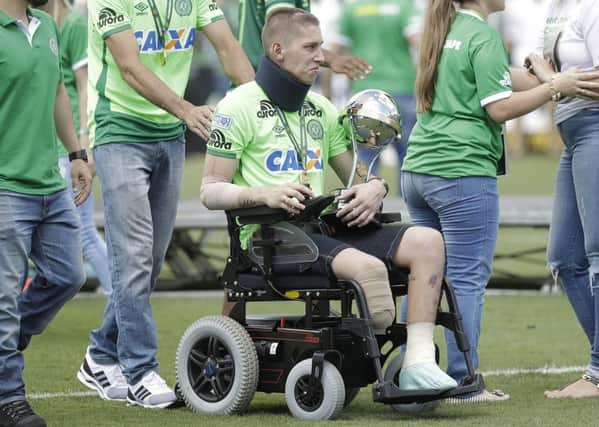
[208,81,350,246]
[0,8,66,195]
[402,10,512,178]
[339,0,421,94]
[87,0,224,146]
[237,0,310,70]
[57,10,87,156]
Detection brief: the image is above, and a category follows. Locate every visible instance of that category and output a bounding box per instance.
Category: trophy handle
[347,115,359,188]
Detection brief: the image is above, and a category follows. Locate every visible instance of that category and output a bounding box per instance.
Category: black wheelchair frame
[175,195,484,419]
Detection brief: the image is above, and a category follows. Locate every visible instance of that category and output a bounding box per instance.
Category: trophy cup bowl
[336,90,402,209]
[340,89,403,150]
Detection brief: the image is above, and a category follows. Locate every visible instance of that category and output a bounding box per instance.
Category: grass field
[25,293,599,426]
[33,153,584,426]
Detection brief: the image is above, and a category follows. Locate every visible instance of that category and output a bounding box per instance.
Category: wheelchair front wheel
[285,359,345,420]
[176,315,259,415]
[383,351,440,414]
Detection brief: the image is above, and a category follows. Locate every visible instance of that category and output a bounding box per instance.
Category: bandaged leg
[331,249,395,329]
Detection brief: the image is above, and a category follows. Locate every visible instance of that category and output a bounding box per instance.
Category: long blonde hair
[415,0,460,113]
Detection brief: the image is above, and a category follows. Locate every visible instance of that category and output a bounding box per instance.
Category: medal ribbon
[147,0,174,65]
[275,105,308,176]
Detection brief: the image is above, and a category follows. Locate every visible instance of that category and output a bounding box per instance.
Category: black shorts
[300,223,412,277]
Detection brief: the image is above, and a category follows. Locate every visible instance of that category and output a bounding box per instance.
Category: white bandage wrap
[354,268,395,330]
[402,322,436,368]
[200,180,249,210]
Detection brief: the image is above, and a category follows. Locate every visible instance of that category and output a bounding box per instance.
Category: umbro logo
[134,2,148,14]
[257,100,277,119]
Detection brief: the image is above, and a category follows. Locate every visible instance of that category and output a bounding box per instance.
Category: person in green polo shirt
[77,0,254,410]
[201,7,459,395]
[400,0,599,403]
[0,0,92,425]
[336,0,422,184]
[38,0,112,297]
[237,0,372,80]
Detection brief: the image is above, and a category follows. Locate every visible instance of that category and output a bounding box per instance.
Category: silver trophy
[337,89,402,207]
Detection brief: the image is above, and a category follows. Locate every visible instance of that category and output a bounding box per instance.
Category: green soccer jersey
[57,10,87,156]
[0,8,66,195]
[402,10,512,178]
[339,0,421,94]
[237,0,310,70]
[87,0,224,146]
[207,81,350,246]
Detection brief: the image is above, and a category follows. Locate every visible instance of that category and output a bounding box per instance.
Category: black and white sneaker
[0,399,46,427]
[127,371,177,409]
[76,347,128,401]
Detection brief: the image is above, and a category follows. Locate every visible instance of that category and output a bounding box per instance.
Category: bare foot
[545,378,599,399]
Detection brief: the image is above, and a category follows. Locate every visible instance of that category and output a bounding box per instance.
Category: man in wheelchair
[199,6,458,399]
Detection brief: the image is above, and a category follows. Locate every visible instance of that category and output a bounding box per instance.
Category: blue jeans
[89,137,185,384]
[0,189,85,403]
[400,172,499,382]
[59,156,111,295]
[547,109,599,378]
[358,93,416,186]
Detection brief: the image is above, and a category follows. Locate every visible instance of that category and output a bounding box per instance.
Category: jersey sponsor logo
[97,7,125,29]
[134,28,196,53]
[207,129,232,150]
[213,113,233,129]
[444,39,462,51]
[175,0,192,16]
[257,100,277,119]
[265,149,323,173]
[302,101,323,118]
[499,71,512,87]
[307,119,323,140]
[208,0,219,12]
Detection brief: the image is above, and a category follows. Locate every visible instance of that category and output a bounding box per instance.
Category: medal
[148,0,173,67]
[300,171,310,186]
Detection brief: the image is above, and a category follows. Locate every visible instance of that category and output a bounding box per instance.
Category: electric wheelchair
[174,193,484,420]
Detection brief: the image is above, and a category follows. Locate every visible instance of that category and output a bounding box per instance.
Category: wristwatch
[367,176,389,197]
[68,149,88,163]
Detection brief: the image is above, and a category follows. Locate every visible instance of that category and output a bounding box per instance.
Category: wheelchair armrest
[226,194,336,226]
[227,205,289,225]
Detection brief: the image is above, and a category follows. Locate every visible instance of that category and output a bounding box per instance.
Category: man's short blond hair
[261,8,320,54]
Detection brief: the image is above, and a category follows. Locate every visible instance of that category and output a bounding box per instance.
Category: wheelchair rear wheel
[285,358,345,420]
[176,315,259,414]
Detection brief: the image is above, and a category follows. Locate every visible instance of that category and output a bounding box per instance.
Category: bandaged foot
[399,362,458,392]
[399,322,457,392]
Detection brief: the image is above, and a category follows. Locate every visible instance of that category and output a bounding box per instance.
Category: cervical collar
[255,55,311,112]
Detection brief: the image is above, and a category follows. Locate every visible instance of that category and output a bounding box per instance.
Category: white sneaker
[77,348,128,401]
[127,371,176,409]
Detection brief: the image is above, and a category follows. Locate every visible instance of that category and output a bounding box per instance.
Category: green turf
[24,294,599,426]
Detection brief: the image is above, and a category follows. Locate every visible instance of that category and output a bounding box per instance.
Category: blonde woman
[400,0,599,403]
